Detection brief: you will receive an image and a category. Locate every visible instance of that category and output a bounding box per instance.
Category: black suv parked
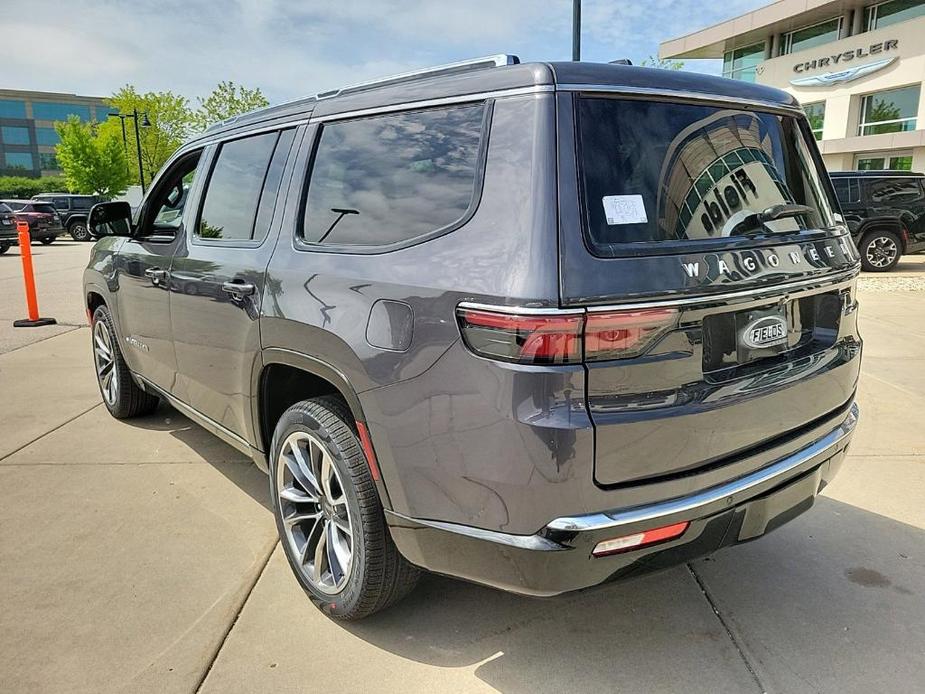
[84,56,862,619]
[830,170,925,272]
[32,193,103,241]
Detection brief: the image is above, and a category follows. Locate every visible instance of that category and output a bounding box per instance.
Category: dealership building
[660,0,925,173]
[0,89,110,178]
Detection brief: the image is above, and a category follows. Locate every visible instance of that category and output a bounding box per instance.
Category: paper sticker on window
[602,195,648,225]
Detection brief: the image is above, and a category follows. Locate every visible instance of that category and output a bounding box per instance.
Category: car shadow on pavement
[123,402,272,511]
[338,497,924,693]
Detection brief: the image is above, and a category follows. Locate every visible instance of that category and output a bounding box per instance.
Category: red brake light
[457,306,678,364]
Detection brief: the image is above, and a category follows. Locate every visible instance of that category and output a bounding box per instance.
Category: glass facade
[866,0,925,30]
[39,153,59,170]
[4,152,34,170]
[803,102,825,140]
[722,42,765,82]
[0,100,27,118]
[35,127,60,146]
[1,126,31,145]
[31,101,92,122]
[858,85,920,136]
[783,17,842,55]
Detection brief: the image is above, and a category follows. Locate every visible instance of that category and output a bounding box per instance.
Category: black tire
[69,220,91,242]
[91,305,159,418]
[860,230,902,272]
[270,397,420,620]
[40,236,54,245]
[0,243,9,254]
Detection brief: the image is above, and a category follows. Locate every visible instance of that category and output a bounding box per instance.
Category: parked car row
[0,193,106,252]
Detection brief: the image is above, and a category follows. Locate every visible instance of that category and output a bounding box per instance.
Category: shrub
[0,176,72,199]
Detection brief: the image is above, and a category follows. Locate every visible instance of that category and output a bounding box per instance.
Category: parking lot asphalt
[1,242,924,693]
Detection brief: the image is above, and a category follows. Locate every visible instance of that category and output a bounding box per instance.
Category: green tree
[191,81,270,132]
[641,56,685,70]
[102,86,193,187]
[54,116,130,197]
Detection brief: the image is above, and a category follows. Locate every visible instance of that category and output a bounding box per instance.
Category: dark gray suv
[83,56,862,620]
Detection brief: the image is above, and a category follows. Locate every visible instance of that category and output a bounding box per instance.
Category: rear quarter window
[300,103,486,249]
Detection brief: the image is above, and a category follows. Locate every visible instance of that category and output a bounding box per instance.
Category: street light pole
[572,0,581,61]
[132,108,146,194]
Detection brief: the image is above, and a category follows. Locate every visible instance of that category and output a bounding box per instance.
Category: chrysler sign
[791,38,898,80]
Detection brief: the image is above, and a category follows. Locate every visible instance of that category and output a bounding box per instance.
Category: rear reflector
[355,421,381,482]
[456,306,677,365]
[592,521,689,557]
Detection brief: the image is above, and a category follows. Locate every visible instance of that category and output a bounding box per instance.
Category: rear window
[0,203,11,213]
[28,203,56,214]
[301,103,485,248]
[577,97,836,255]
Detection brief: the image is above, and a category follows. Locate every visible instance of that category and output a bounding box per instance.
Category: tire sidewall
[860,231,901,272]
[69,221,90,242]
[269,403,371,618]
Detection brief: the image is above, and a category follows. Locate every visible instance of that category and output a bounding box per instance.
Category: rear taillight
[456,308,583,365]
[456,306,678,364]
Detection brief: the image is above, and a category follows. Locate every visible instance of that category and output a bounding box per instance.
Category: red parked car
[0,199,66,245]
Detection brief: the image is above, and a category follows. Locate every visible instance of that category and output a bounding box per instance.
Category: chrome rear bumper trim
[547,402,859,533]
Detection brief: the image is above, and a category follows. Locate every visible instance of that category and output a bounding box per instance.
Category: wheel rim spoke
[276,430,354,594]
[93,322,118,405]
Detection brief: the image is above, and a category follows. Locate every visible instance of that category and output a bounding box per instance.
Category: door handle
[221,281,256,297]
[144,268,168,282]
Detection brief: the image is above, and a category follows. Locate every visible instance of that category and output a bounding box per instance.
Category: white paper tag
[602,195,648,225]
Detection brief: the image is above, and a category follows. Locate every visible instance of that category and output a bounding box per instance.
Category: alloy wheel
[866,236,898,268]
[276,431,354,594]
[93,320,119,406]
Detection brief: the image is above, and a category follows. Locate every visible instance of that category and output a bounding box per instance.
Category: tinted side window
[198,131,279,241]
[832,177,860,205]
[865,178,925,204]
[301,104,485,248]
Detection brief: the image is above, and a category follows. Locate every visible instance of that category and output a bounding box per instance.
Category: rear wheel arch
[256,352,390,508]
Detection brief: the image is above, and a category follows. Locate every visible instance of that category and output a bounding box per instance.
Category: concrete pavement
[1,242,924,693]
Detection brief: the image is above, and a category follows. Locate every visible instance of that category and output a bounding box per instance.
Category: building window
[803,102,825,140]
[865,0,925,30]
[1,126,31,145]
[0,100,27,118]
[722,42,765,82]
[783,17,842,55]
[858,85,920,135]
[36,127,60,146]
[4,152,35,171]
[39,153,59,170]
[855,152,914,170]
[31,102,92,122]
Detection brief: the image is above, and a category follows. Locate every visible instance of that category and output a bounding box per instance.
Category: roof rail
[202,54,519,134]
[315,54,520,100]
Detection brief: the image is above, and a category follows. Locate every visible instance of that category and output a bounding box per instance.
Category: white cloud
[1,0,767,103]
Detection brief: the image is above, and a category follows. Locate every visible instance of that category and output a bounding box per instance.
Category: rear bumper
[387,402,859,596]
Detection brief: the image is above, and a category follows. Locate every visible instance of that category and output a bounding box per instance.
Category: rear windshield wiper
[728,203,815,237]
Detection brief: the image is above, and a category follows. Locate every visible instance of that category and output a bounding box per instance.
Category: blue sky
[5,0,769,104]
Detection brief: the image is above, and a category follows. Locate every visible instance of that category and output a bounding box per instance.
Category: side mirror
[89,201,133,238]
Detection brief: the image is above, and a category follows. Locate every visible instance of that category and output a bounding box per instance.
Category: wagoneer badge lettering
[681,239,857,281]
[741,316,788,349]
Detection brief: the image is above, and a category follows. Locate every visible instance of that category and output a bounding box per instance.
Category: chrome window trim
[309,85,555,124]
[558,84,802,114]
